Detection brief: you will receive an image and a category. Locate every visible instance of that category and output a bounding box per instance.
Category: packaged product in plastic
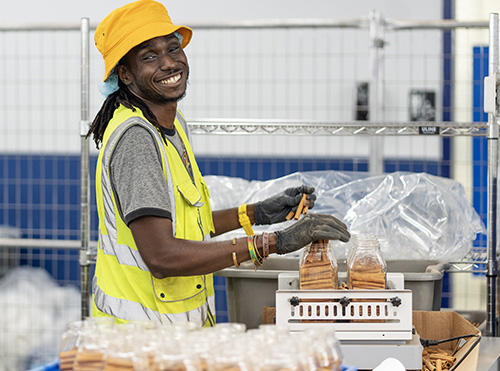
[347,234,387,290]
[300,240,338,290]
[59,320,83,370]
[72,317,114,371]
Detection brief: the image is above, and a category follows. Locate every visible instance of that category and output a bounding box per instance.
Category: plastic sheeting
[205,170,485,262]
[0,267,81,371]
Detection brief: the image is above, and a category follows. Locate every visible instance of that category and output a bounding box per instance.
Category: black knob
[289,296,301,306]
[390,297,402,307]
[339,296,350,307]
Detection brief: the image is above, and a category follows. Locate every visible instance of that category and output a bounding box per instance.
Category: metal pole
[80,17,91,320]
[369,10,385,175]
[485,13,499,337]
[0,18,488,32]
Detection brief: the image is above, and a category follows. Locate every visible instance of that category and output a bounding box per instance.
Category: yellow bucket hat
[95,0,193,82]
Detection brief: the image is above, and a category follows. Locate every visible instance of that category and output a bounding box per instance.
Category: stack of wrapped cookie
[299,240,338,290]
[298,234,387,291]
[347,234,387,290]
[58,318,345,371]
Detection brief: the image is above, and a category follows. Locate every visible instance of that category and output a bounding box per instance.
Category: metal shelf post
[484,13,500,337]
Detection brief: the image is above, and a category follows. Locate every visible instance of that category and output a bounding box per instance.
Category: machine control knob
[339,296,350,307]
[390,296,402,307]
[289,296,301,307]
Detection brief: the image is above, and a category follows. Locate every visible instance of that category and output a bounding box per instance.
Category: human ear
[116,64,132,86]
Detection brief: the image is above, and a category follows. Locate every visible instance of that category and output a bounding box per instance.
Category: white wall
[2,0,443,27]
[1,0,495,162]
[1,0,449,158]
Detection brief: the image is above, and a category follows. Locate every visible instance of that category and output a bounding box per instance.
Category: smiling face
[117,34,189,105]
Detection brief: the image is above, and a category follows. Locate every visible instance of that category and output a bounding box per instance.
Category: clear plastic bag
[205,170,485,261]
[0,267,81,370]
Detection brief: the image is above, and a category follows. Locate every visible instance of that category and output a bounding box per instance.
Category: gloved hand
[254,185,316,225]
[274,213,350,255]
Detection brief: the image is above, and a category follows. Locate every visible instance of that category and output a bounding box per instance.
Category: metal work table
[477,337,500,371]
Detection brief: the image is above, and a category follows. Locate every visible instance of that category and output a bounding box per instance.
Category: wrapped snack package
[347,234,387,290]
[300,240,338,290]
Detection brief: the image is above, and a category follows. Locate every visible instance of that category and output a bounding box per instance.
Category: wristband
[238,203,254,236]
[253,235,263,261]
[247,235,262,269]
[262,232,270,259]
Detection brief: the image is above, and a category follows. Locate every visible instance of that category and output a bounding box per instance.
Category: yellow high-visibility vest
[92,104,215,326]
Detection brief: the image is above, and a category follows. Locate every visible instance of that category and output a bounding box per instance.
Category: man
[87,0,350,326]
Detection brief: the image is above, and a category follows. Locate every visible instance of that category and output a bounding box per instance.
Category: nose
[159,53,176,71]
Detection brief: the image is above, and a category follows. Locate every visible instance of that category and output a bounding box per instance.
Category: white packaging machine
[275,272,423,370]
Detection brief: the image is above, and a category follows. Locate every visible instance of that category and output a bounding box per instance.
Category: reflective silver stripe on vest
[93,275,215,326]
[93,275,161,322]
[99,233,149,271]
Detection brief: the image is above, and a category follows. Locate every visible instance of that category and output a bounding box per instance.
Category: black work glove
[254,185,316,225]
[274,213,350,255]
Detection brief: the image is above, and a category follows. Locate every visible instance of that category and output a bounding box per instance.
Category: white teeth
[161,74,181,85]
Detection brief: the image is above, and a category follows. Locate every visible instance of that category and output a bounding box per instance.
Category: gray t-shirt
[109,124,192,225]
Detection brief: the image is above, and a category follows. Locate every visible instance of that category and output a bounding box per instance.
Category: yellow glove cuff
[238,203,254,236]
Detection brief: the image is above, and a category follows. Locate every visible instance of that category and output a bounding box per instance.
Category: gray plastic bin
[381,260,447,314]
[215,256,447,329]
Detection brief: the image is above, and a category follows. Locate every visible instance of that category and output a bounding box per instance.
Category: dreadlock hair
[86,80,165,149]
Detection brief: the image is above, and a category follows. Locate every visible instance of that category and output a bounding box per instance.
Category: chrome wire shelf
[188,120,488,136]
[447,248,490,273]
[188,119,493,274]
[447,262,487,273]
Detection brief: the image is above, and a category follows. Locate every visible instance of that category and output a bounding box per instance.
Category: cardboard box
[262,306,276,325]
[413,311,481,371]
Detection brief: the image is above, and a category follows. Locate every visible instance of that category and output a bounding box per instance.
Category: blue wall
[472,46,490,277]
[0,152,452,321]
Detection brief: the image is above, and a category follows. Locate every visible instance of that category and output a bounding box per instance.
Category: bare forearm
[145,235,276,277]
[211,204,255,237]
[130,215,274,278]
[153,237,249,276]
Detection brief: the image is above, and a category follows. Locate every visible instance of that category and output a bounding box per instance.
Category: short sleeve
[109,125,172,225]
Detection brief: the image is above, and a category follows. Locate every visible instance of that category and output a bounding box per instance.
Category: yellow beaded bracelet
[238,203,254,236]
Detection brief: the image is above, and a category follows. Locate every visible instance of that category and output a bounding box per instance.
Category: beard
[166,86,187,103]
